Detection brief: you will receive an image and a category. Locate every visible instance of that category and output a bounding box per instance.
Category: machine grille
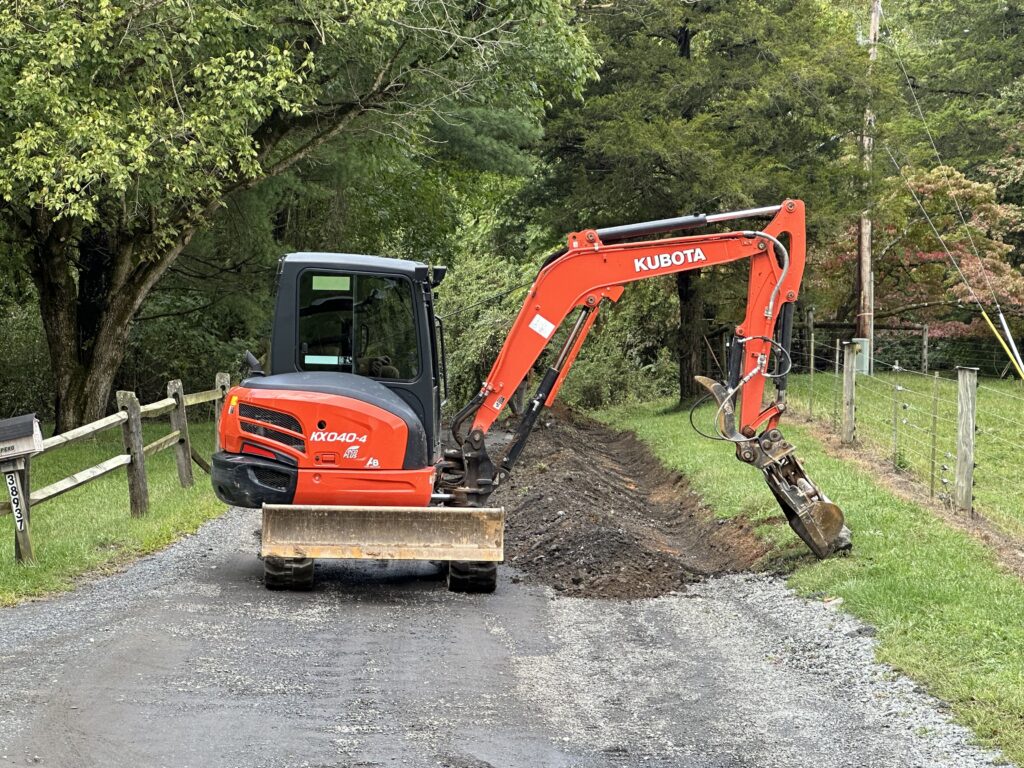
[251,467,291,492]
[240,421,306,453]
[238,403,302,434]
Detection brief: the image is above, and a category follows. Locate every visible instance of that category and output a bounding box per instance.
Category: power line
[880,14,1000,306]
[880,11,1024,376]
[883,144,984,308]
[437,279,533,321]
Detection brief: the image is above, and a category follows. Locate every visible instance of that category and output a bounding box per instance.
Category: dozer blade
[261,504,504,561]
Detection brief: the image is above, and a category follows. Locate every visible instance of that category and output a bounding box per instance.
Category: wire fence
[782,332,1024,542]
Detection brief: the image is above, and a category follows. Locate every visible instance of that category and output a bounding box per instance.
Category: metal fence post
[214,372,231,453]
[929,372,939,498]
[955,366,978,515]
[868,270,875,375]
[891,360,900,469]
[832,337,841,430]
[805,308,814,371]
[841,341,858,445]
[922,325,929,374]
[807,309,815,419]
[116,390,150,517]
[167,379,194,488]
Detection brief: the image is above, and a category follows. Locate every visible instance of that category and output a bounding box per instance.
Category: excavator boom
[448,199,850,558]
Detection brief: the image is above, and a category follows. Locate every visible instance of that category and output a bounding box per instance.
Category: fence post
[831,338,840,429]
[891,360,900,469]
[805,308,814,371]
[954,366,977,515]
[807,309,815,419]
[214,372,231,453]
[841,342,858,445]
[116,390,150,517]
[167,379,194,488]
[929,372,939,499]
[922,325,929,374]
[868,270,875,375]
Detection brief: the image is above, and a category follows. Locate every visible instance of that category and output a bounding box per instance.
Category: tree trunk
[676,272,705,404]
[28,218,83,432]
[29,224,196,432]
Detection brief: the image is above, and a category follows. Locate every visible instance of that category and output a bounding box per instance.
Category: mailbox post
[0,414,43,563]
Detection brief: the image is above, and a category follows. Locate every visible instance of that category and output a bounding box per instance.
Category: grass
[598,399,1024,764]
[0,420,225,606]
[786,369,1024,541]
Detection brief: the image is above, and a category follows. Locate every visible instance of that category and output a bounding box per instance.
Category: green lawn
[786,370,1024,541]
[0,420,225,605]
[599,399,1024,764]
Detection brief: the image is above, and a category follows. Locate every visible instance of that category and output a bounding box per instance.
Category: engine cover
[213,372,434,508]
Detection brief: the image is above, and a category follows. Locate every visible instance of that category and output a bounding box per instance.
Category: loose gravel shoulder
[0,416,1011,767]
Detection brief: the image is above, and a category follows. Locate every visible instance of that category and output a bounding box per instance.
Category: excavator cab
[212,254,504,590]
[213,254,447,509]
[269,253,444,464]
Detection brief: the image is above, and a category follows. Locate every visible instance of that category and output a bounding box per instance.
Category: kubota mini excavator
[212,200,851,592]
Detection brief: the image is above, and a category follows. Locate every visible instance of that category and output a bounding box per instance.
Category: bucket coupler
[695,376,851,558]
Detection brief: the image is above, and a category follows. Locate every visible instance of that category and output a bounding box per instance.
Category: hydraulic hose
[742,230,790,320]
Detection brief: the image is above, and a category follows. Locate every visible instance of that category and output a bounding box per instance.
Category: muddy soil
[492,411,767,599]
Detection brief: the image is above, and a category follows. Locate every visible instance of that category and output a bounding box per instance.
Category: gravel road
[0,505,1006,768]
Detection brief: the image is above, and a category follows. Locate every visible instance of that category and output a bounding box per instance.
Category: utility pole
[857,0,881,344]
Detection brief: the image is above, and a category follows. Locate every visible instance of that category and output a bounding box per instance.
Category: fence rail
[0,373,230,563]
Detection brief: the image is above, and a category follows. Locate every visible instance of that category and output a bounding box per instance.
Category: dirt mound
[492,410,766,599]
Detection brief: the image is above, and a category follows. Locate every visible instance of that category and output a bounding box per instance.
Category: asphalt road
[0,507,1005,768]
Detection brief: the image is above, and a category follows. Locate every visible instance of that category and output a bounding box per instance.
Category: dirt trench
[491,410,767,599]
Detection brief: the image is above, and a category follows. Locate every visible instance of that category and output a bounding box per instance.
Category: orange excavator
[212,200,850,591]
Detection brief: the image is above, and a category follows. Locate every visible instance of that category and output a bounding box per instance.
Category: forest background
[2,0,1022,429]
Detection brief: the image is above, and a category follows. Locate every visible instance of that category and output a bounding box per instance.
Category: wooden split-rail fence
[1,373,230,563]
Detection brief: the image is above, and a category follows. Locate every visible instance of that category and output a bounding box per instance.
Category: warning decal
[528,313,556,339]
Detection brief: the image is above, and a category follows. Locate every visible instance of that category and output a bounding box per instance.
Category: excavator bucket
[761,456,850,558]
[788,500,846,558]
[694,375,851,558]
[260,504,504,561]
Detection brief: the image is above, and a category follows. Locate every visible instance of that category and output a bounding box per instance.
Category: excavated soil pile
[492,410,767,599]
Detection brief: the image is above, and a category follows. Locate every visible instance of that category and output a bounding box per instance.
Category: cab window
[297,271,419,380]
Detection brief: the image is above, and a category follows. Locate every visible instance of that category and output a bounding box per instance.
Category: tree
[0,1,594,430]
[763,1,1024,345]
[521,0,872,404]
[880,0,1024,172]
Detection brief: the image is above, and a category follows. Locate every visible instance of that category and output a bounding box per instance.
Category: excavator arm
[446,200,850,559]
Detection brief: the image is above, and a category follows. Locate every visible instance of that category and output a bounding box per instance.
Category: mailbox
[0,413,41,562]
[0,414,43,461]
